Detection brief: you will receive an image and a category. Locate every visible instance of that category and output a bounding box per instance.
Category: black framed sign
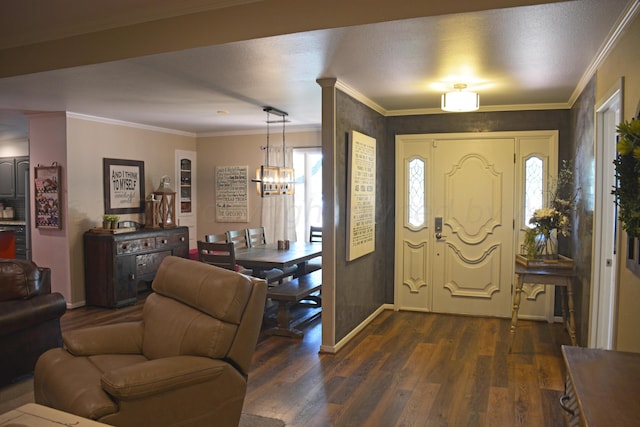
[103,158,145,214]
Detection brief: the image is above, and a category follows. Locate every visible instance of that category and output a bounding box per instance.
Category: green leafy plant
[613,119,640,237]
[102,214,120,223]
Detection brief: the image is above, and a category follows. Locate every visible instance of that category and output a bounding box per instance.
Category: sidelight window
[524,156,544,227]
[407,157,425,228]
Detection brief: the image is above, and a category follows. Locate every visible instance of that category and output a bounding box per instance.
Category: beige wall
[595,14,640,352]
[61,117,195,305]
[28,112,318,307]
[195,130,320,240]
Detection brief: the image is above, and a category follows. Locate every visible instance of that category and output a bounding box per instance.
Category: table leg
[565,281,578,346]
[293,261,307,278]
[509,275,524,352]
[265,301,304,338]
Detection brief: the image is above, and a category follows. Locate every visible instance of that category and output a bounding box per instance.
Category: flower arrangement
[524,160,576,258]
[613,119,640,237]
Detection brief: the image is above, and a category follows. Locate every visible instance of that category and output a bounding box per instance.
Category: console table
[510,258,577,351]
[84,226,189,308]
[561,345,640,426]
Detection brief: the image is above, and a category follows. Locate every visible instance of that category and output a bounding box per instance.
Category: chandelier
[441,83,480,112]
[252,106,295,197]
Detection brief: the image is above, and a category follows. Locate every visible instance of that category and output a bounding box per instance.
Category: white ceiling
[0,0,635,141]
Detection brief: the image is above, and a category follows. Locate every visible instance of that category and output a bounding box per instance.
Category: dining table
[234,241,322,279]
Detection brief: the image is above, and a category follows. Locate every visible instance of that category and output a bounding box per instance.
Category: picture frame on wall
[103,158,145,214]
[346,130,376,261]
[34,163,63,229]
[215,165,249,222]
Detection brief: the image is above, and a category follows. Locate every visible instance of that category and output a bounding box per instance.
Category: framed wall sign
[216,165,249,222]
[346,130,376,261]
[34,163,62,229]
[103,158,145,214]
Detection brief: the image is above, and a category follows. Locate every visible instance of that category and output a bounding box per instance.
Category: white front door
[395,131,558,319]
[431,137,515,317]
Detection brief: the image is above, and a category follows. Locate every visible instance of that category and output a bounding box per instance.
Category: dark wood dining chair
[205,233,227,243]
[309,226,322,243]
[226,229,251,249]
[307,225,322,273]
[247,227,267,247]
[196,241,237,271]
[247,226,298,283]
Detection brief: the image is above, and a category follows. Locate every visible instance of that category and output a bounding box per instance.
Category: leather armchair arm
[64,322,143,356]
[0,292,66,335]
[101,356,227,400]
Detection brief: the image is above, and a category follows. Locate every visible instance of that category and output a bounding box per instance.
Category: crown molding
[66,112,196,137]
[569,0,640,107]
[334,79,388,116]
[197,124,321,138]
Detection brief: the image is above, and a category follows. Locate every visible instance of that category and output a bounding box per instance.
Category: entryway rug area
[0,376,285,427]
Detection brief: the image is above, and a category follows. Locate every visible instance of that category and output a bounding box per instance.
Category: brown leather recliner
[0,258,66,386]
[34,256,267,427]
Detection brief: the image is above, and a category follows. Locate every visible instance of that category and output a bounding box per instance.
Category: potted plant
[613,119,640,237]
[102,214,120,229]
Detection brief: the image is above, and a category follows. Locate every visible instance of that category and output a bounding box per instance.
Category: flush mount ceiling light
[441,83,480,112]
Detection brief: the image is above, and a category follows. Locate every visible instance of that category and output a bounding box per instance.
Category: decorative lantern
[145,196,161,229]
[152,175,176,228]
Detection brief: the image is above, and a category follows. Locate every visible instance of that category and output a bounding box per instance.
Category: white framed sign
[215,165,249,222]
[346,130,376,260]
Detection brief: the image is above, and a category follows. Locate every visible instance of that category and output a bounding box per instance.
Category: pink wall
[27,112,71,302]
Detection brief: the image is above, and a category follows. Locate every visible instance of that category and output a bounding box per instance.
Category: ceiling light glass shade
[441,89,480,112]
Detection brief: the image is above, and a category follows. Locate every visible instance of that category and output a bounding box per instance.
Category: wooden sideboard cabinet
[84,226,189,308]
[561,345,640,426]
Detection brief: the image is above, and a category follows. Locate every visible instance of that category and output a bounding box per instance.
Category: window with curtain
[261,146,297,242]
[293,147,322,242]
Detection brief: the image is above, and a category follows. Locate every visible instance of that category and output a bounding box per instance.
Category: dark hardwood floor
[59,293,571,427]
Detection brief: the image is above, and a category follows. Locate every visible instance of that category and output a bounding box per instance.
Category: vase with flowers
[524,160,576,260]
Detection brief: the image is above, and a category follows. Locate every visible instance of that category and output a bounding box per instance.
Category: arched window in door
[524,156,544,227]
[407,157,425,228]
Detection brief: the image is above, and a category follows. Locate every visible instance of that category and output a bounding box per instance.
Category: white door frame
[394,131,557,319]
[589,78,623,349]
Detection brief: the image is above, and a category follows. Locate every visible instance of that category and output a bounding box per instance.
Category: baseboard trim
[319,303,393,354]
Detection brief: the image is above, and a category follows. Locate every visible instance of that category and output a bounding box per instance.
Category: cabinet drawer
[136,251,171,276]
[117,237,156,254]
[156,232,188,248]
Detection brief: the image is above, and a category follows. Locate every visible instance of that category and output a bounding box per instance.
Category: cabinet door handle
[144,242,149,246]
[161,239,168,244]
[559,395,575,416]
[180,237,185,242]
[122,244,128,250]
[129,273,136,281]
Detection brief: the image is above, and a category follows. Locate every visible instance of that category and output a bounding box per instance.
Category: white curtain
[261,146,297,242]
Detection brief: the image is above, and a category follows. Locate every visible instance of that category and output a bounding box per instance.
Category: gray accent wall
[333,88,587,343]
[334,90,389,341]
[568,76,596,346]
